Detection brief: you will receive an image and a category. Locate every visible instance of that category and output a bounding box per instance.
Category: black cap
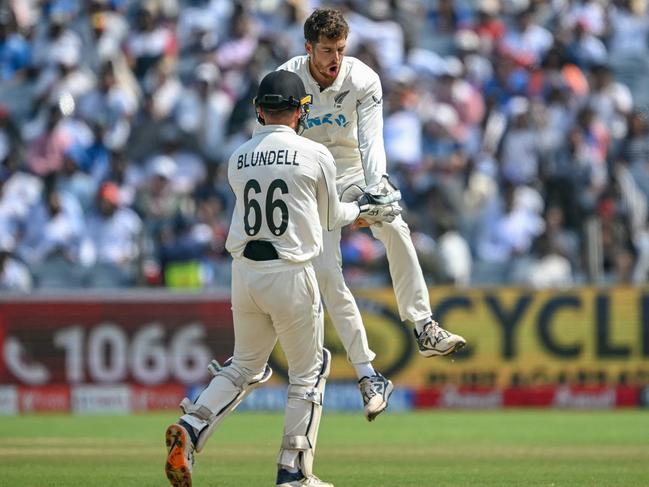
[255,70,311,110]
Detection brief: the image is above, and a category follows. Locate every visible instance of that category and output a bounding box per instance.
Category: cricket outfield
[1,410,648,487]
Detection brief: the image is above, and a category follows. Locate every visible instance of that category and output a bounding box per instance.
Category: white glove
[341,176,403,227]
[357,199,402,225]
[355,181,402,225]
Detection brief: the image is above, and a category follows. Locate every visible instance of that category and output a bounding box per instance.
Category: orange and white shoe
[164,423,194,487]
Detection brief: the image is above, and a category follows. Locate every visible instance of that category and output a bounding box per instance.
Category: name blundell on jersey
[236,149,299,169]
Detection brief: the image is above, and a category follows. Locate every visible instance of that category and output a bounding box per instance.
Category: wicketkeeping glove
[343,175,401,227]
[355,177,402,226]
[356,197,402,225]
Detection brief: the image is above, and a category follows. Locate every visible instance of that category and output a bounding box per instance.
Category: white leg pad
[180,359,273,453]
[277,348,331,477]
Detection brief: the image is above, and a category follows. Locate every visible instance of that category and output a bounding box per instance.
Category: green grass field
[1,410,648,487]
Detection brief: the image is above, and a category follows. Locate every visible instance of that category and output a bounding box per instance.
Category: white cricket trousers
[229,258,324,387]
[313,214,431,365]
[229,258,324,469]
[187,258,324,470]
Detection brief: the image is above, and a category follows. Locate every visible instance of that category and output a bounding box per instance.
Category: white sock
[354,362,376,380]
[414,317,433,334]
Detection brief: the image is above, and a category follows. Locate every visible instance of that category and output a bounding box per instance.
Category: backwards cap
[254,70,312,110]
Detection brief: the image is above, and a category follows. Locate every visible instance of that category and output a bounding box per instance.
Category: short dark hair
[304,8,349,44]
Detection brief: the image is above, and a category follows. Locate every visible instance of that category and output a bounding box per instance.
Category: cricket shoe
[414,320,466,357]
[165,423,195,487]
[358,373,394,422]
[276,468,334,487]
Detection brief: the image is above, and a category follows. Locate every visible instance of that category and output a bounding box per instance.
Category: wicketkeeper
[164,70,401,487]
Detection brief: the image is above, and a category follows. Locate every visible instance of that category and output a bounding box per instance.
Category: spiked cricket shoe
[415,321,466,357]
[276,469,334,487]
[358,373,394,421]
[165,423,194,487]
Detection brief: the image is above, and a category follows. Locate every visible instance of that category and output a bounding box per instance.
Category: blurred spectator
[135,154,191,240]
[56,144,97,211]
[78,60,138,150]
[421,103,467,218]
[431,215,472,286]
[541,205,580,271]
[144,56,182,121]
[102,150,143,206]
[597,187,636,283]
[0,164,42,242]
[345,3,405,74]
[0,0,647,288]
[17,180,85,287]
[565,18,607,69]
[84,182,143,287]
[573,105,610,203]
[435,57,485,148]
[176,0,224,58]
[607,0,649,57]
[31,12,82,70]
[524,233,574,288]
[124,92,169,162]
[474,0,506,54]
[424,0,473,55]
[562,0,606,37]
[498,97,540,185]
[84,0,130,66]
[157,126,205,193]
[588,63,633,143]
[124,2,176,81]
[606,0,649,106]
[0,236,32,292]
[192,165,231,285]
[621,111,649,201]
[501,6,553,66]
[384,77,423,167]
[159,212,213,288]
[175,62,234,160]
[215,5,258,71]
[24,102,75,176]
[31,29,94,109]
[0,8,31,81]
[475,183,545,282]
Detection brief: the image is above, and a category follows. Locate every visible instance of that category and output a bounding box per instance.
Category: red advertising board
[0,293,235,387]
[1,291,645,412]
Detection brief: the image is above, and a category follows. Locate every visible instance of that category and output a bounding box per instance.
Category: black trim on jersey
[355,102,369,188]
[317,157,333,231]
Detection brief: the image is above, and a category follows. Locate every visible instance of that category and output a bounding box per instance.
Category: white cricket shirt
[278,56,387,189]
[226,125,360,264]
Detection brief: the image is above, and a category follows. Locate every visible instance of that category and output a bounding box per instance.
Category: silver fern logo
[333,90,350,108]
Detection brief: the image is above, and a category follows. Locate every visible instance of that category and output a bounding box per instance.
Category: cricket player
[278,9,467,420]
[164,70,401,487]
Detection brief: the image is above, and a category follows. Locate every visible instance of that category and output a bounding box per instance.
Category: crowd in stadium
[1,0,649,291]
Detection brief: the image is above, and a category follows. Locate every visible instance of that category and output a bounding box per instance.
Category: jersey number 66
[244,178,289,237]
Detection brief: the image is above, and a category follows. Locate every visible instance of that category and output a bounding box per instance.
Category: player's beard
[310,57,339,86]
